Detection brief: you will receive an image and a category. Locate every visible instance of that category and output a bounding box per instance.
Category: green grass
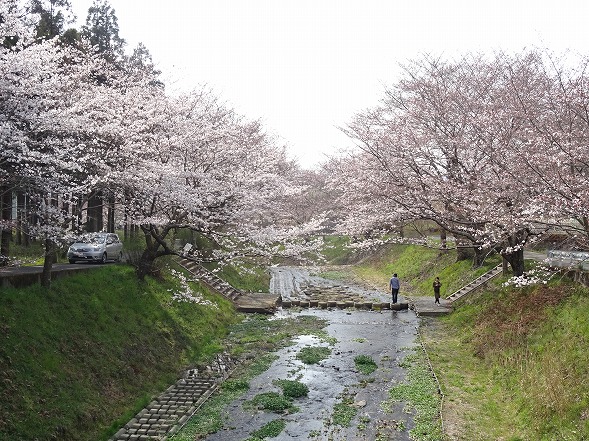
[247,419,287,440]
[204,261,270,293]
[354,355,378,375]
[246,392,298,413]
[386,349,444,441]
[221,379,250,392]
[331,392,357,427]
[421,280,589,440]
[320,235,360,264]
[274,379,309,398]
[296,346,332,364]
[0,264,237,441]
[353,243,501,298]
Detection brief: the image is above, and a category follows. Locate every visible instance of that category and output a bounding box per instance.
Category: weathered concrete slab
[0,263,102,289]
[408,296,453,317]
[234,292,280,314]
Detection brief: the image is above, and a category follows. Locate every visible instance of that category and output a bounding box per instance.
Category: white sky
[72,0,589,168]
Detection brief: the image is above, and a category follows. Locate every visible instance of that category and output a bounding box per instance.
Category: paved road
[0,262,114,288]
[0,261,115,275]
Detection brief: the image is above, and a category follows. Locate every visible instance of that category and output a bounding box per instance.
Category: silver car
[67,233,123,264]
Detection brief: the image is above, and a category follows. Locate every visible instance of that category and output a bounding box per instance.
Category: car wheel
[101,253,107,264]
[117,251,123,262]
[69,259,76,264]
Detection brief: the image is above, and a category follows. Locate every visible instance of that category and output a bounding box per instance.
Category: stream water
[203,267,420,441]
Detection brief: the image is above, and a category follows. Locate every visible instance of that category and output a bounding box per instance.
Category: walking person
[389,273,400,304]
[433,276,442,304]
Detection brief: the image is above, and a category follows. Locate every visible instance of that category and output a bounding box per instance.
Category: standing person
[433,277,442,304]
[389,273,400,304]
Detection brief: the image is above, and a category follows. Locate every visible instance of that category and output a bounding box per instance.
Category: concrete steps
[174,257,279,313]
[110,353,234,440]
[281,299,409,311]
[175,257,243,302]
[445,264,503,303]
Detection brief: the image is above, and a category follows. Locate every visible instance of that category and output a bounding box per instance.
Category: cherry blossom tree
[103,88,314,278]
[1,4,115,282]
[338,53,561,276]
[505,51,589,249]
[2,1,320,283]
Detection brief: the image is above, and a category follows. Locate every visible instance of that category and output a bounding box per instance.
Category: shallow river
[204,267,420,441]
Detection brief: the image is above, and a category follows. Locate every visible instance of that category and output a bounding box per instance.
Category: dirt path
[202,267,420,441]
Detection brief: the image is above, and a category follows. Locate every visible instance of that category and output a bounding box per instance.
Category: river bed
[203,267,420,441]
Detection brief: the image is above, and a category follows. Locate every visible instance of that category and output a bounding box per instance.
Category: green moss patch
[296,346,331,364]
[354,355,378,375]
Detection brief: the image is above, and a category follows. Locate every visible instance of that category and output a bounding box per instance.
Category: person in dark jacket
[433,276,442,304]
[389,273,400,303]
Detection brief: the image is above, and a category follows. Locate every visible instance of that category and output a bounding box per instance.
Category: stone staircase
[174,257,280,313]
[445,264,503,303]
[174,257,243,302]
[109,353,235,440]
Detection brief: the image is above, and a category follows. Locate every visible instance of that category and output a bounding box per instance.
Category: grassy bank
[347,243,589,439]
[353,243,501,298]
[421,281,589,440]
[0,263,238,440]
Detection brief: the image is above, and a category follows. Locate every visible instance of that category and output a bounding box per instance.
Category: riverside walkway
[0,262,103,288]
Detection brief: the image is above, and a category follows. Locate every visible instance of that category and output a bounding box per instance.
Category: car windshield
[79,235,105,244]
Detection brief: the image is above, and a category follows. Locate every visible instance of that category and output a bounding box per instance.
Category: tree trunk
[501,229,529,277]
[123,189,132,240]
[581,216,589,243]
[26,196,36,247]
[107,194,115,232]
[1,186,12,257]
[72,196,83,232]
[137,248,157,280]
[502,255,509,276]
[456,239,474,262]
[136,224,175,280]
[123,205,129,240]
[502,248,525,277]
[473,246,486,267]
[439,228,447,252]
[16,191,26,245]
[41,237,55,288]
[87,190,103,232]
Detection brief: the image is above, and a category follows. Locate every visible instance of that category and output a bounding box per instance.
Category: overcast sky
[72,0,589,168]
